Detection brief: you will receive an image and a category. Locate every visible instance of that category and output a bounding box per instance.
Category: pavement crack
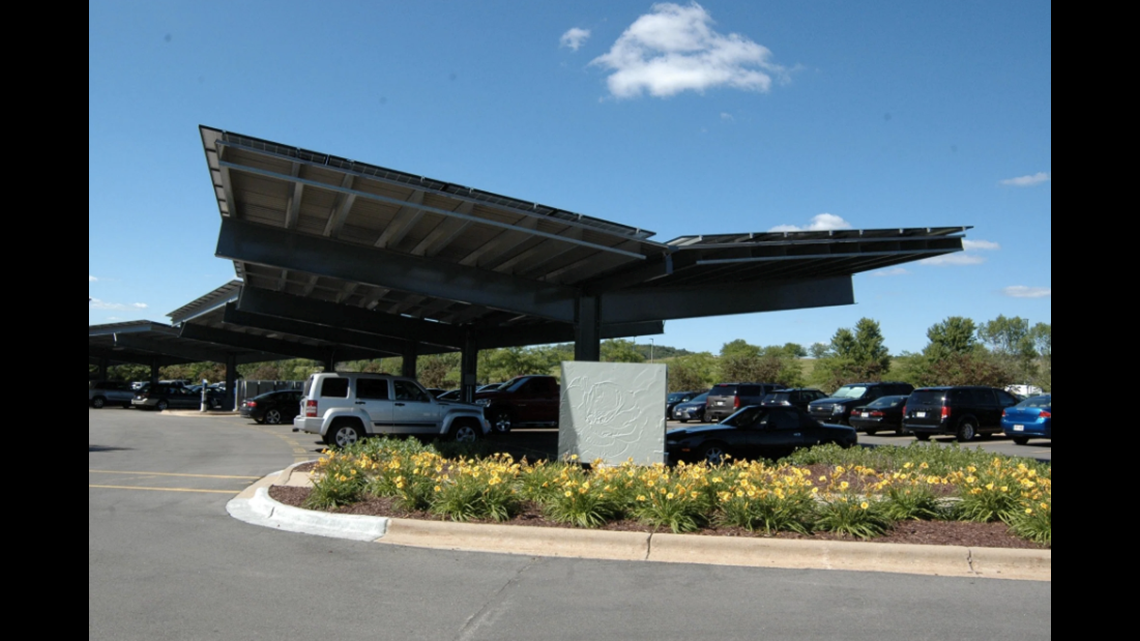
[453,557,541,641]
[966,548,977,575]
[645,533,653,561]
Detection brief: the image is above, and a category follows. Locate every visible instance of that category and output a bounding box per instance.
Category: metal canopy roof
[196,125,968,355]
[89,320,292,367]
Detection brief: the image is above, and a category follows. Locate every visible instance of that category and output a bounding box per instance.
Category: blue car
[1001,394,1051,445]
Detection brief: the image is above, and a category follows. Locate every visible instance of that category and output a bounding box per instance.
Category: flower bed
[297,438,1051,547]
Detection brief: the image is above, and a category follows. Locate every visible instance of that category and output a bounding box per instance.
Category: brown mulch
[267,485,1045,550]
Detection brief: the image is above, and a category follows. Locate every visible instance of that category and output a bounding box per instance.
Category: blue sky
[89,1,1051,356]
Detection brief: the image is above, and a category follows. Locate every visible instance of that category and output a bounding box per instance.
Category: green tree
[601,338,646,363]
[667,352,717,392]
[925,316,978,359]
[808,342,829,359]
[811,318,891,390]
[782,342,808,358]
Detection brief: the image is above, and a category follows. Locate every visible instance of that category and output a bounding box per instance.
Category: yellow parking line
[89,470,261,480]
[89,484,240,494]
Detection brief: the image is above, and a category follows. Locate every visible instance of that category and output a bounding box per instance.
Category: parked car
[133,383,220,411]
[666,405,857,465]
[807,382,915,426]
[474,375,560,434]
[902,386,1021,442]
[436,389,462,402]
[671,392,709,423]
[761,388,828,411]
[666,390,705,419]
[1001,394,1051,445]
[848,395,909,436]
[294,372,489,446]
[704,383,787,423]
[89,381,135,409]
[241,389,303,425]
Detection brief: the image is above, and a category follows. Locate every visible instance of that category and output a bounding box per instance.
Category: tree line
[91,315,1049,395]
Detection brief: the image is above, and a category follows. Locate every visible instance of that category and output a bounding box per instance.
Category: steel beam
[217,217,580,323]
[222,304,422,357]
[237,286,467,348]
[600,276,856,324]
[179,323,383,363]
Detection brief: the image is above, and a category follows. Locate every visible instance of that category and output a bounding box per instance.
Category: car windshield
[502,377,533,393]
[668,393,687,402]
[831,385,868,399]
[1017,395,1051,408]
[721,407,766,428]
[686,392,708,404]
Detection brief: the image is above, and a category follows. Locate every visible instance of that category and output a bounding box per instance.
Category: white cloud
[90,298,148,311]
[962,239,1000,251]
[720,112,734,121]
[560,27,591,51]
[1002,286,1051,299]
[591,2,785,99]
[919,254,987,266]
[1000,172,1051,187]
[89,275,98,282]
[870,267,909,277]
[769,213,853,233]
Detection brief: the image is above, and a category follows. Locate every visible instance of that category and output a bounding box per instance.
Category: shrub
[304,450,365,508]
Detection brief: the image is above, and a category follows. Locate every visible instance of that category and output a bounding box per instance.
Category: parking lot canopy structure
[198,125,968,393]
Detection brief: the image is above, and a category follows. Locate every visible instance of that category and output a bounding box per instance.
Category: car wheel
[156,399,169,411]
[490,409,513,434]
[450,421,480,443]
[699,443,731,466]
[864,428,877,436]
[264,409,283,425]
[956,419,978,442]
[914,432,931,441]
[1012,437,1030,446]
[894,425,907,436]
[678,419,689,424]
[91,396,106,409]
[122,401,133,409]
[326,421,364,448]
[208,398,222,410]
[254,417,265,425]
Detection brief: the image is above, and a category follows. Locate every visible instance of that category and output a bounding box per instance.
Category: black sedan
[240,390,303,425]
[848,395,909,436]
[671,392,709,423]
[666,390,704,419]
[666,405,856,465]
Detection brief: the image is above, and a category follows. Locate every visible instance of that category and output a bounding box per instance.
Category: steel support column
[224,354,238,412]
[402,343,418,379]
[574,296,602,362]
[461,331,478,404]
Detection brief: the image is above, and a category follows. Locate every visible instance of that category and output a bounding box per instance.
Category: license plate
[916,411,926,418]
[1013,425,1024,431]
[861,412,870,418]
[716,401,724,406]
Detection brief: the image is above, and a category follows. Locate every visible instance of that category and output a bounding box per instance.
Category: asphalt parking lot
[90,408,1051,640]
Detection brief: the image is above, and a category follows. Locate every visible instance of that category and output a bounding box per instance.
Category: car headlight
[475,399,490,406]
[832,405,844,414]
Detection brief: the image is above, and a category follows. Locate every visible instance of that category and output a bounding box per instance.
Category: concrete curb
[228,465,1051,581]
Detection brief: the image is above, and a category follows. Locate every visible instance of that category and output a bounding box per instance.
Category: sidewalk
[226,463,1051,582]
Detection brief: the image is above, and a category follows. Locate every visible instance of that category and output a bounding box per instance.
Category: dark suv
[761,388,828,411]
[902,386,1021,442]
[704,383,786,422]
[807,382,915,425]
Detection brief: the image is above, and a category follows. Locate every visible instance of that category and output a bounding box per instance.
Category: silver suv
[293,372,489,447]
